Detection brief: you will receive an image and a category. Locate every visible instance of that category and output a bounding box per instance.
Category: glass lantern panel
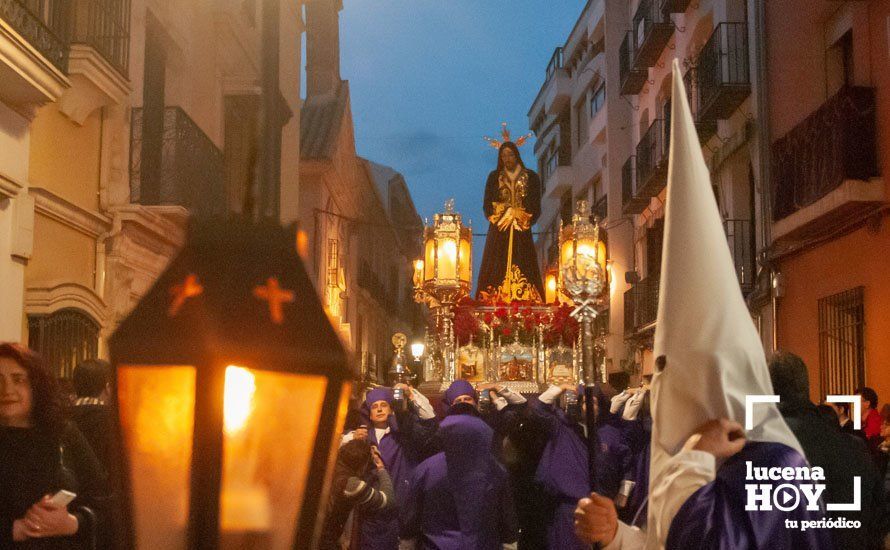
[219,368,327,550]
[118,365,196,549]
[560,239,575,271]
[597,240,607,272]
[424,239,436,281]
[459,237,471,285]
[436,237,458,280]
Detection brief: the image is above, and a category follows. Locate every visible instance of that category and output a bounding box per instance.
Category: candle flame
[224,366,256,435]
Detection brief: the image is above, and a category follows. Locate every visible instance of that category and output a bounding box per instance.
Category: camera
[392,386,408,412]
[563,389,581,422]
[477,389,492,413]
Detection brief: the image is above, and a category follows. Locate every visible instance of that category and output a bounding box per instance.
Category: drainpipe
[751,0,777,351]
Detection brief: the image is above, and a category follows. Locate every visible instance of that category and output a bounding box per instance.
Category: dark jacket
[780,399,888,549]
[0,423,109,549]
[70,404,113,474]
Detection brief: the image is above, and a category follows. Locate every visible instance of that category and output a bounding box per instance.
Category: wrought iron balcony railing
[636,118,670,197]
[545,46,563,82]
[632,0,674,70]
[70,0,130,76]
[624,275,659,334]
[130,106,226,216]
[683,66,718,143]
[697,22,750,120]
[772,86,878,221]
[622,155,648,215]
[593,193,608,221]
[620,31,647,96]
[724,219,755,293]
[1,0,70,72]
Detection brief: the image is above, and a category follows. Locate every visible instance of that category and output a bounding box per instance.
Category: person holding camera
[320,439,394,549]
[341,385,437,550]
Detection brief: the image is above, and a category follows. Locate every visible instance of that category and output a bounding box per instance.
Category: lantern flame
[224,366,256,435]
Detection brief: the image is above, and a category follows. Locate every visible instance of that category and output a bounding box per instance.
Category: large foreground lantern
[558,200,608,493]
[109,219,351,550]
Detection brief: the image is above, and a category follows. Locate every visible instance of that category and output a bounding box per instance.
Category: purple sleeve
[666,442,835,550]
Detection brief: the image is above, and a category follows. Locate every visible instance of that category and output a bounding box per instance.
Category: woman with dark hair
[477,139,544,302]
[0,343,108,548]
[856,386,882,440]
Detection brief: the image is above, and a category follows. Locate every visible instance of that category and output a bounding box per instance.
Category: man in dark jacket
[70,359,113,474]
[769,351,888,549]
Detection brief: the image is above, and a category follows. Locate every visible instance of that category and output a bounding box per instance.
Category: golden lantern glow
[545,268,558,304]
[558,200,608,301]
[418,200,472,304]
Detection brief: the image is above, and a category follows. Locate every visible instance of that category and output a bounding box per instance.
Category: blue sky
[339,1,584,281]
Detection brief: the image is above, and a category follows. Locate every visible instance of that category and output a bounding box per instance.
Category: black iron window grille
[818,287,865,397]
[28,309,99,381]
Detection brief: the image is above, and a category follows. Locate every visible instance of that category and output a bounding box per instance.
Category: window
[590,84,606,119]
[28,309,100,380]
[819,287,865,396]
[575,98,588,148]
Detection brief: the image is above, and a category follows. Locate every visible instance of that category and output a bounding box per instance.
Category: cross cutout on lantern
[168,274,204,317]
[253,277,295,324]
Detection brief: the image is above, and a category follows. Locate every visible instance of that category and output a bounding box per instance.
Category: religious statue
[477,124,545,302]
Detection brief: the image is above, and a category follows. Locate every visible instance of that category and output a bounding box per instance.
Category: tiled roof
[300,80,349,160]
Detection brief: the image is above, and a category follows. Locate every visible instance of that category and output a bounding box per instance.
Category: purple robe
[400,415,518,549]
[666,441,835,550]
[533,398,630,550]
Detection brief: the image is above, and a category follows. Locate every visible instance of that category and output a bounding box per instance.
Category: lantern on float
[109,219,351,550]
[419,199,472,305]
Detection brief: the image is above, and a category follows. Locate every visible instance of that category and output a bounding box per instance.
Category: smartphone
[48,490,77,507]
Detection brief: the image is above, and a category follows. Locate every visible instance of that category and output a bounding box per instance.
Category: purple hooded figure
[442,380,476,413]
[532,384,631,550]
[354,386,438,550]
[399,415,518,549]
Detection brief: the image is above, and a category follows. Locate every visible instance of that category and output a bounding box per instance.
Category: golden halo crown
[484,122,533,149]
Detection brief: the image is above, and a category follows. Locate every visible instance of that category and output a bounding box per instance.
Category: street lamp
[414,199,472,383]
[109,219,351,550]
[558,199,608,491]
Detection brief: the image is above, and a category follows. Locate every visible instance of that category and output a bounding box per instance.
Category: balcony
[624,275,659,335]
[622,156,649,215]
[593,193,608,221]
[543,46,571,115]
[130,106,226,216]
[724,219,754,293]
[632,0,675,70]
[635,118,669,198]
[0,0,70,106]
[683,66,718,144]
[542,150,572,199]
[70,0,130,76]
[1,0,69,71]
[697,23,751,121]
[772,86,883,243]
[619,32,647,96]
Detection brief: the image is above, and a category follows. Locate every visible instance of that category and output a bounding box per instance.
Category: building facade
[299,0,424,381]
[531,0,763,379]
[1,0,306,380]
[765,0,890,401]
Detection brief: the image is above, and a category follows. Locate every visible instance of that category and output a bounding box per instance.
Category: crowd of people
[318,353,890,550]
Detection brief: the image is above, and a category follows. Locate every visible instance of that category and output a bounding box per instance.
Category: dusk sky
[339,1,585,282]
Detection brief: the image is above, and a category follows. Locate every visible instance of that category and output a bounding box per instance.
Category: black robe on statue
[477,168,544,302]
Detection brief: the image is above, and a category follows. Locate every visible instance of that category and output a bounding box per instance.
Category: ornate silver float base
[418,380,543,396]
